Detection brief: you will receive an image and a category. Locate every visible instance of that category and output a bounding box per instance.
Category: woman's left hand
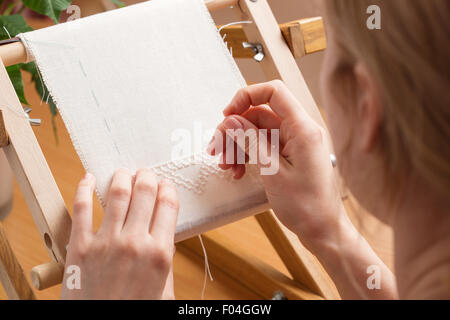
[61,168,179,300]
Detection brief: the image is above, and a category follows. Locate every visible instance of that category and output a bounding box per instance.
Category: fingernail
[84,172,93,180]
[223,116,242,130]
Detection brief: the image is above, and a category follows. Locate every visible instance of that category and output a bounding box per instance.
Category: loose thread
[3,26,11,39]
[34,66,47,106]
[198,234,213,300]
[218,21,252,57]
[218,20,252,33]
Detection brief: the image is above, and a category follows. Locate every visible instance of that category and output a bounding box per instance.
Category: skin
[61,168,178,299]
[61,14,450,300]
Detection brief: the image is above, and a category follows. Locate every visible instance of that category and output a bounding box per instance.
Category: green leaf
[0,14,33,40]
[110,0,125,8]
[7,64,28,105]
[22,0,72,24]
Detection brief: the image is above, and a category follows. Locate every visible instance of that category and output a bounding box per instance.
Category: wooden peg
[280,18,327,59]
[0,41,28,67]
[30,261,64,290]
[219,17,327,59]
[0,110,9,148]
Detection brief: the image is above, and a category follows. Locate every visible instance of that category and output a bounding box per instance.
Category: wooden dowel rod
[0,41,28,67]
[0,17,326,68]
[30,261,64,291]
[0,0,239,67]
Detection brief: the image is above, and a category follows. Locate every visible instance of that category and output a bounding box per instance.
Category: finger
[223,80,304,120]
[150,179,179,246]
[98,168,133,235]
[219,131,243,168]
[206,129,223,156]
[123,168,158,234]
[218,152,233,170]
[214,118,250,158]
[232,164,246,179]
[242,105,282,130]
[216,115,270,169]
[71,172,96,243]
[218,152,248,171]
[224,115,289,173]
[223,115,262,161]
[207,105,281,156]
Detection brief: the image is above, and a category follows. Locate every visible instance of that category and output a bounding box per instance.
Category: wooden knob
[30,261,64,290]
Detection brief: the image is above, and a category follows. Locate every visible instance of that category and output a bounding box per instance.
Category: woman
[61,0,450,299]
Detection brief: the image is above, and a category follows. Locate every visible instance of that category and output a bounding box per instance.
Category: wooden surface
[205,0,238,11]
[255,211,339,299]
[180,230,323,300]
[0,19,325,68]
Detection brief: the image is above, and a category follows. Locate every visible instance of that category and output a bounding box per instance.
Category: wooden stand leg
[0,223,36,300]
[179,231,323,300]
[256,211,339,299]
[0,59,71,267]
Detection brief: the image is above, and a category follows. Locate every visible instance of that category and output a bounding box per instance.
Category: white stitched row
[151,152,261,194]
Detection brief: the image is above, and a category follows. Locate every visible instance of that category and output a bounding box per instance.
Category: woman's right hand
[207,80,349,252]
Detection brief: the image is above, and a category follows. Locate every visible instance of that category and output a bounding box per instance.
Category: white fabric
[19,0,269,241]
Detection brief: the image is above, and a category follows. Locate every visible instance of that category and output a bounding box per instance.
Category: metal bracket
[0,107,41,148]
[24,107,41,126]
[242,41,265,62]
[272,290,288,300]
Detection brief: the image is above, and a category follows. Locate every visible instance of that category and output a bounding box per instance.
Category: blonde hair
[325,0,450,199]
